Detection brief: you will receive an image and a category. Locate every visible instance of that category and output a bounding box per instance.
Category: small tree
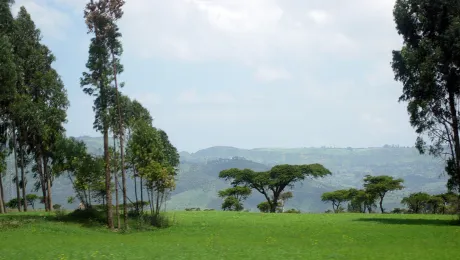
[347,189,378,213]
[401,192,431,214]
[363,175,404,213]
[321,190,350,213]
[25,194,38,210]
[279,191,293,212]
[218,186,251,211]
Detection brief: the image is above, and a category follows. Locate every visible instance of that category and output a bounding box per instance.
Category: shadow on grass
[353,217,459,226]
[1,209,172,232]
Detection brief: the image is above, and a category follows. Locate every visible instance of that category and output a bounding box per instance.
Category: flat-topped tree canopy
[219,163,331,212]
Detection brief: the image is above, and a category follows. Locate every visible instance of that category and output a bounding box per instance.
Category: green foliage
[321,189,351,213]
[257,201,271,213]
[283,208,301,214]
[347,189,378,213]
[220,163,331,212]
[392,0,460,193]
[25,194,38,209]
[218,186,251,211]
[134,212,175,229]
[221,196,243,211]
[127,120,179,216]
[53,204,62,210]
[364,175,404,213]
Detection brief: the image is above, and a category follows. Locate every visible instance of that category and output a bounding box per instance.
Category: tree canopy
[219,164,331,212]
[392,0,460,193]
[364,175,404,213]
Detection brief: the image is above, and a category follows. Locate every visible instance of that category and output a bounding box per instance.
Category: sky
[10,0,417,152]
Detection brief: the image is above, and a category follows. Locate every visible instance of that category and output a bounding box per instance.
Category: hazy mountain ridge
[1,136,449,212]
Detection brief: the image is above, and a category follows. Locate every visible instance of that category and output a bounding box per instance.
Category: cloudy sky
[11,0,416,152]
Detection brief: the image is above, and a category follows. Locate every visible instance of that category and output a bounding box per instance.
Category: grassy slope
[1,211,459,260]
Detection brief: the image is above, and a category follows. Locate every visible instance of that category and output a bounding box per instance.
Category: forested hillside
[3,136,446,212]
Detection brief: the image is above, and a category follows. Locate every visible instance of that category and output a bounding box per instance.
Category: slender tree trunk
[88,189,91,207]
[0,181,4,213]
[43,156,52,211]
[0,172,6,213]
[140,176,144,214]
[112,51,128,230]
[103,124,114,229]
[113,136,120,230]
[19,141,27,211]
[68,173,88,208]
[379,196,384,213]
[36,154,48,211]
[155,189,160,214]
[447,91,460,190]
[134,173,139,214]
[11,126,21,212]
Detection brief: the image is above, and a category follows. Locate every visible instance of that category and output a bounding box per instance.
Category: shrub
[53,204,62,210]
[66,208,106,224]
[284,208,301,214]
[142,213,175,228]
[54,208,66,220]
[185,207,201,211]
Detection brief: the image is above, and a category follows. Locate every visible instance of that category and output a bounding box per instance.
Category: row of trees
[322,175,460,214]
[0,0,180,230]
[321,175,404,213]
[0,0,69,214]
[399,191,459,214]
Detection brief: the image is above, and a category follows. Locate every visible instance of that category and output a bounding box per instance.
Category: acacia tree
[347,189,377,213]
[220,164,331,213]
[218,186,251,211]
[401,192,431,214]
[363,175,404,213]
[321,189,350,213]
[392,0,460,193]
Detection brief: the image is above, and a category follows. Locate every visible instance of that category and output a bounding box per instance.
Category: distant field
[1,211,459,260]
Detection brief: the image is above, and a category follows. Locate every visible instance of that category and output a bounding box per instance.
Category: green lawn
[1,211,459,260]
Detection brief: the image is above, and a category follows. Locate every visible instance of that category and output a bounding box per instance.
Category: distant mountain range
[1,136,449,212]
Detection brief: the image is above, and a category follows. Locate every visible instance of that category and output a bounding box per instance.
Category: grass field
[1,211,459,260]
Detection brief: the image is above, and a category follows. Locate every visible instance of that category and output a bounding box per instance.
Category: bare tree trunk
[0,190,4,214]
[113,136,120,230]
[19,141,27,212]
[112,51,128,230]
[140,176,144,214]
[11,126,21,212]
[103,124,114,229]
[36,154,48,211]
[134,173,138,214]
[43,156,52,211]
[0,171,6,213]
[447,91,460,192]
[379,196,384,213]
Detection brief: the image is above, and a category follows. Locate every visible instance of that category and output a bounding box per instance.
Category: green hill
[1,137,449,212]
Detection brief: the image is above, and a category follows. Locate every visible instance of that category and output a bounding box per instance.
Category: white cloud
[254,66,291,82]
[12,0,72,40]
[120,0,363,64]
[176,89,236,105]
[308,9,332,25]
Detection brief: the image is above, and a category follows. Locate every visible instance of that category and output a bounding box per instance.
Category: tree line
[321,175,459,214]
[0,0,179,231]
